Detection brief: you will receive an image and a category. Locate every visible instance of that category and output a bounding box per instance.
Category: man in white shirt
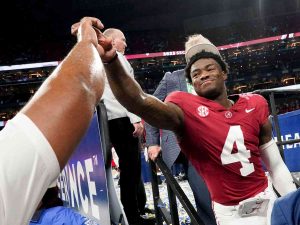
[101,28,154,225]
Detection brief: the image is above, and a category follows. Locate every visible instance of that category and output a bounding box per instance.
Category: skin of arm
[259,120,297,196]
[20,17,107,169]
[103,57,184,135]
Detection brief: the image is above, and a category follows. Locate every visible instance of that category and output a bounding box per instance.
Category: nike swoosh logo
[245,108,255,113]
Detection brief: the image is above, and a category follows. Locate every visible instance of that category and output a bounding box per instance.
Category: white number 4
[220,125,254,176]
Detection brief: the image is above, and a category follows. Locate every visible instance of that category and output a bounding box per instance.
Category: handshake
[71,17,117,63]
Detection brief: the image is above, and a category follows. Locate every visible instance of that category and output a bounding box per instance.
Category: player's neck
[218,99,233,109]
[228,99,235,108]
[213,93,232,109]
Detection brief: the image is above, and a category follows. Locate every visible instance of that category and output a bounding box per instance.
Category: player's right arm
[103,57,184,135]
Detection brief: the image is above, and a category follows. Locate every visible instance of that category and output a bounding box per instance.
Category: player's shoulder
[238,93,268,106]
[166,91,193,104]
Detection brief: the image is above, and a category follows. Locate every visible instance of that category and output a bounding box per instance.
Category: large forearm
[104,56,182,132]
[104,56,146,113]
[21,41,104,168]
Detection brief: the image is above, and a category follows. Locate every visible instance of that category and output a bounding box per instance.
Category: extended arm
[21,17,107,169]
[103,57,184,134]
[259,120,297,196]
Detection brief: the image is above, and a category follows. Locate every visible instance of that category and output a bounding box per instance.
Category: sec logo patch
[197,105,209,117]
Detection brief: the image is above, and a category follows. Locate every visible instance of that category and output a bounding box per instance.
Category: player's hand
[71,17,104,47]
[148,145,161,161]
[132,122,144,137]
[71,17,117,63]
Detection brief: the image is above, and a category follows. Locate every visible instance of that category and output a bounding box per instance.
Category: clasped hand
[71,17,116,63]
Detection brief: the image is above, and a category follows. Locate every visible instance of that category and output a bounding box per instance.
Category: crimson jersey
[165,91,269,205]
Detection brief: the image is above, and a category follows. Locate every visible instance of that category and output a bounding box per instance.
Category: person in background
[30,186,99,225]
[0,17,112,225]
[100,28,155,225]
[100,28,297,225]
[145,69,217,225]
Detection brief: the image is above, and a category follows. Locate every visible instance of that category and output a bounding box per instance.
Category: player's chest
[185,105,260,138]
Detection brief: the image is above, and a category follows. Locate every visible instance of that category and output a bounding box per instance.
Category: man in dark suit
[145,69,217,225]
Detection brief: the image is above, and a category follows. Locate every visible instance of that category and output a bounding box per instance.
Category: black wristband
[103,53,118,65]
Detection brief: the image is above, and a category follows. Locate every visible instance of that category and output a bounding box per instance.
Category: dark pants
[108,117,145,223]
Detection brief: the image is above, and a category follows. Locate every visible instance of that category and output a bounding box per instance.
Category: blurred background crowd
[1,0,300,125]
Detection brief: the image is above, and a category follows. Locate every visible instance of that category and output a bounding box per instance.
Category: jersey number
[220,125,254,176]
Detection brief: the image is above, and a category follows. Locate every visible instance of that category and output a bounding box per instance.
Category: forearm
[269,163,296,196]
[21,41,104,168]
[260,139,296,196]
[104,56,181,131]
[104,55,146,113]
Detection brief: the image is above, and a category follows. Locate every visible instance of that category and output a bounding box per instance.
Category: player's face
[112,31,127,54]
[190,58,227,99]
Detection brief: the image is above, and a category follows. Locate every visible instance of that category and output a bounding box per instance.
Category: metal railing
[149,157,204,225]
